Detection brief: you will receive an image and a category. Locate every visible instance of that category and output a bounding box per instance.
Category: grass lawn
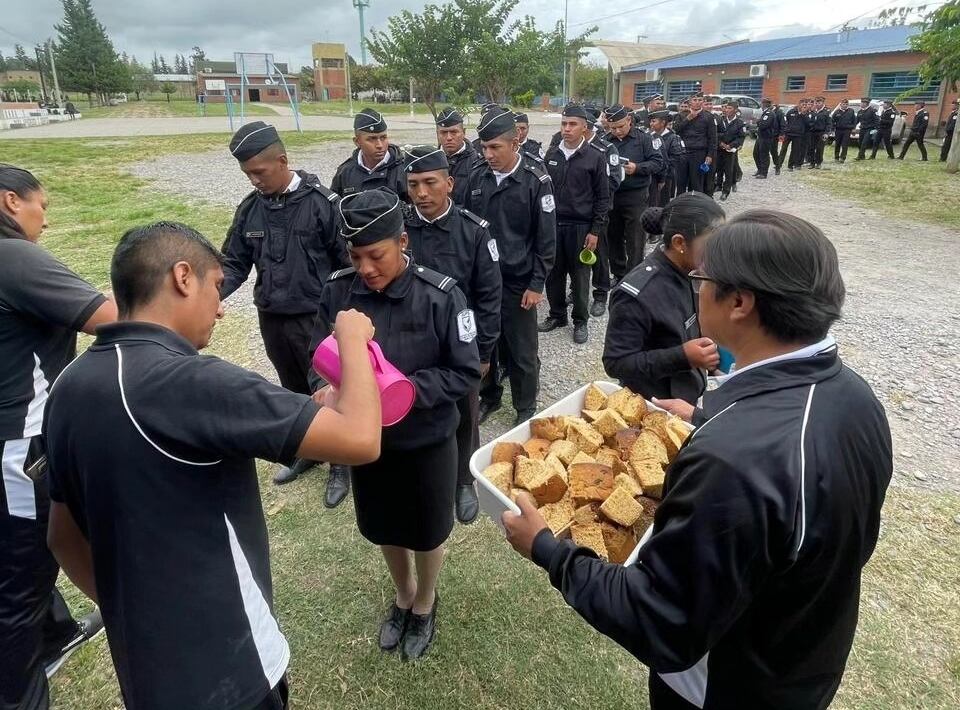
[78,101,276,119]
[4,135,959,709]
[298,99,433,116]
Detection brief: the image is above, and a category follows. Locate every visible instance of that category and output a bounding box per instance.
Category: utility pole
[47,40,62,107]
[409,77,414,117]
[345,53,354,116]
[353,0,370,64]
[561,0,569,105]
[34,46,49,102]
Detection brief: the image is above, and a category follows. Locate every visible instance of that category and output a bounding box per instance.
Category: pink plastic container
[312,335,416,426]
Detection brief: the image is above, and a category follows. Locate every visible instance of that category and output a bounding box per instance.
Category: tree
[189,46,205,72]
[14,44,37,71]
[128,59,156,100]
[573,63,606,102]
[0,51,6,72]
[160,81,176,102]
[151,52,160,73]
[907,0,960,171]
[2,79,41,101]
[55,0,130,106]
[299,66,315,100]
[158,54,171,74]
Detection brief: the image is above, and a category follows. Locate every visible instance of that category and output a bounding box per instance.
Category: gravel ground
[128,130,960,494]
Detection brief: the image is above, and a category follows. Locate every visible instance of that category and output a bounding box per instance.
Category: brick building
[195,56,299,104]
[311,43,348,101]
[621,26,958,135]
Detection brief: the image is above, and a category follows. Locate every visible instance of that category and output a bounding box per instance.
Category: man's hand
[502,493,549,560]
[584,233,599,252]
[312,385,340,409]
[704,156,713,166]
[651,397,695,423]
[683,337,720,369]
[480,361,491,379]
[521,289,543,310]
[334,309,375,343]
[624,161,637,175]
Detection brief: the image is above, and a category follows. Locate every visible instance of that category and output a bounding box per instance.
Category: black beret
[513,111,529,124]
[477,108,516,141]
[604,104,630,122]
[641,94,656,104]
[721,98,737,107]
[480,102,500,114]
[338,188,404,247]
[651,93,664,101]
[584,105,601,120]
[562,104,590,121]
[860,97,871,103]
[354,108,387,133]
[690,92,704,99]
[436,107,463,127]
[405,145,450,173]
[229,121,281,162]
[648,110,671,120]
[761,97,772,104]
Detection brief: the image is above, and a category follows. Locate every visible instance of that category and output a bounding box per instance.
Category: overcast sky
[0,0,931,72]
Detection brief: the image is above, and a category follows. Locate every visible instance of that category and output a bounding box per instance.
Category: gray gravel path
[127,133,960,494]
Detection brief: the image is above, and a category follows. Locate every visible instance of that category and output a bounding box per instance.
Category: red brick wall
[196,74,300,103]
[313,68,347,100]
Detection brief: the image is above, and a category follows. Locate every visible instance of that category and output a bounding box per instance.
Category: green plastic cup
[579,248,597,265]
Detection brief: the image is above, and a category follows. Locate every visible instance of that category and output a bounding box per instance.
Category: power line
[0,23,43,47]
[569,0,680,28]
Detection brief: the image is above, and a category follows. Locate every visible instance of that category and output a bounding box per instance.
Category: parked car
[704,94,763,132]
[834,98,906,145]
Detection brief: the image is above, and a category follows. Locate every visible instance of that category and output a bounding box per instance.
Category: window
[786,76,806,91]
[826,74,848,91]
[719,77,763,100]
[869,71,941,102]
[320,58,344,69]
[666,80,702,101]
[633,81,663,104]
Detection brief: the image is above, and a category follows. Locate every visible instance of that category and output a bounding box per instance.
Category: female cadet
[311,189,480,661]
[602,192,724,404]
[0,165,116,709]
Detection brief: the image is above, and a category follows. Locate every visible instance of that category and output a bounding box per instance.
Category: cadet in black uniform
[435,107,477,206]
[312,190,480,661]
[675,93,717,194]
[403,146,502,524]
[870,100,897,159]
[585,108,623,317]
[647,110,684,207]
[779,99,809,170]
[331,108,409,200]
[831,99,857,162]
[514,112,544,161]
[715,100,746,200]
[806,96,830,168]
[539,105,610,345]
[941,98,958,162]
[0,165,114,710]
[220,122,350,490]
[855,98,880,160]
[753,98,779,178]
[471,103,503,153]
[632,95,652,132]
[899,101,929,160]
[602,193,723,404]
[465,108,556,425]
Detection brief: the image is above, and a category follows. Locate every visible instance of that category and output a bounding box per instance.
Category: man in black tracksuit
[941,98,957,162]
[871,100,897,159]
[831,99,857,162]
[779,99,809,170]
[715,101,746,199]
[753,98,779,178]
[648,110,684,203]
[674,93,717,194]
[855,98,880,160]
[435,107,479,205]
[805,97,830,168]
[221,122,350,491]
[331,108,409,201]
[504,210,893,710]
[539,105,610,345]
[584,107,623,317]
[899,101,930,160]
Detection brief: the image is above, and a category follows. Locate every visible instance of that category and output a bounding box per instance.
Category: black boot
[589,298,606,317]
[537,316,567,332]
[324,464,351,508]
[456,483,480,524]
[401,596,438,661]
[478,400,501,425]
[273,458,318,485]
[379,603,410,652]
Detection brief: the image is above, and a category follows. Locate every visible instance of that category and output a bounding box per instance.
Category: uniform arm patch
[541,194,556,213]
[457,309,478,343]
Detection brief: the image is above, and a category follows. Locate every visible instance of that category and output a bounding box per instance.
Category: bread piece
[569,450,597,467]
[566,418,604,454]
[529,416,567,442]
[571,522,609,560]
[664,417,691,461]
[614,428,642,460]
[522,438,552,460]
[633,462,666,499]
[548,439,579,466]
[544,453,568,483]
[605,387,634,415]
[515,457,567,505]
[601,522,638,564]
[629,429,670,470]
[482,462,513,496]
[633,496,659,536]
[539,496,575,535]
[600,486,644,527]
[581,409,604,423]
[614,472,644,497]
[583,382,609,411]
[594,447,620,470]
[619,395,649,426]
[592,408,630,438]
[491,441,525,465]
[572,503,599,525]
[510,488,538,507]
[568,463,615,502]
[515,457,546,489]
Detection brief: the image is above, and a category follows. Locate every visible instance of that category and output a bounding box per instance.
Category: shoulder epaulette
[523,160,551,182]
[327,267,356,281]
[311,182,339,202]
[459,208,489,229]
[618,262,660,298]
[413,264,457,292]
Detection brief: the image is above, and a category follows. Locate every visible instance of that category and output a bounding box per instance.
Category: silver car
[705,94,763,131]
[837,99,906,145]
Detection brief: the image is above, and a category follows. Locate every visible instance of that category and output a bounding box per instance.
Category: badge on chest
[457,309,477,343]
[245,231,265,239]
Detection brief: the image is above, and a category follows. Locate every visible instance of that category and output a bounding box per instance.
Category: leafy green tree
[128,59,156,100]
[0,51,7,72]
[55,0,129,105]
[299,67,315,100]
[160,81,176,103]
[14,44,37,71]
[573,63,606,102]
[2,79,41,100]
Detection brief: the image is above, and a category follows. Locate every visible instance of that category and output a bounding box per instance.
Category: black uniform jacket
[589,131,623,194]
[832,107,857,131]
[543,140,610,238]
[446,140,478,206]
[221,170,349,315]
[783,108,807,137]
[878,107,897,131]
[331,144,409,201]
[756,108,778,138]
[404,203,502,364]
[520,138,544,161]
[464,155,557,293]
[607,127,666,192]
[602,249,705,404]
[810,107,831,133]
[651,129,684,180]
[717,116,746,149]
[675,110,718,153]
[311,261,480,450]
[534,344,892,710]
[857,106,880,132]
[910,108,929,135]
[945,109,957,135]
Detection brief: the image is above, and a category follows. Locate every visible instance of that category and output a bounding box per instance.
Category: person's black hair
[641,192,726,248]
[703,210,845,343]
[0,164,43,239]
[111,221,224,318]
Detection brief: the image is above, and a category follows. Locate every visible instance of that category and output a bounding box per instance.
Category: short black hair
[111,221,224,318]
[641,192,726,247]
[0,163,43,239]
[703,210,845,343]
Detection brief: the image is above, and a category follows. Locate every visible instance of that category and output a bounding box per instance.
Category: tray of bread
[469,381,692,565]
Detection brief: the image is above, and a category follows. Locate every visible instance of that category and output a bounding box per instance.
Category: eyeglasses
[688,269,715,294]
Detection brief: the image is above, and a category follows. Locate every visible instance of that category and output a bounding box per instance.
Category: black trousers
[251,676,289,710]
[648,673,700,710]
[807,132,826,165]
[546,222,591,325]
[591,233,611,302]
[857,130,876,159]
[834,129,852,160]
[715,151,737,194]
[257,311,316,395]
[607,188,649,283]
[676,149,707,194]
[754,136,777,175]
[872,129,894,158]
[455,388,479,487]
[941,131,954,161]
[899,131,927,159]
[480,281,539,415]
[779,136,805,168]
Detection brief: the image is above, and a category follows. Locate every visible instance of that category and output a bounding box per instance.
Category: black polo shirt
[44,322,320,710]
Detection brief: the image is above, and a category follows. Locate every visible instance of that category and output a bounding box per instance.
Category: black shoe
[537,317,566,333]
[731,183,737,192]
[755,174,767,179]
[787,166,794,171]
[456,483,479,524]
[273,457,317,485]
[401,596,438,661]
[774,166,781,175]
[573,322,588,344]
[720,191,729,201]
[854,156,864,161]
[324,464,351,509]
[514,409,536,426]
[44,609,104,679]
[869,155,876,160]
[479,400,501,425]
[897,155,904,160]
[589,299,606,317]
[379,603,411,652]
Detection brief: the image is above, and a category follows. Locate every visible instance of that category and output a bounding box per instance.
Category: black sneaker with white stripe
[44,608,105,678]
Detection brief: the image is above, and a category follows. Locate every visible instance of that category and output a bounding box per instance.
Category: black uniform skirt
[351,435,457,551]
